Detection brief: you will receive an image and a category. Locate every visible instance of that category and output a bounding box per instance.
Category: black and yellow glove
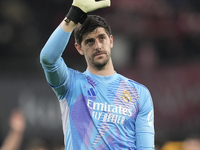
[66,0,111,24]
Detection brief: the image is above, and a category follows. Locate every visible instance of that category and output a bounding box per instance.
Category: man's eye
[87,41,93,44]
[85,39,94,45]
[100,36,105,40]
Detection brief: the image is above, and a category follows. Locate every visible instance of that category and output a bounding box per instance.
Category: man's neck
[87,60,115,76]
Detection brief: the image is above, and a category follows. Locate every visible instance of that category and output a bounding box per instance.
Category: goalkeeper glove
[65,0,111,24]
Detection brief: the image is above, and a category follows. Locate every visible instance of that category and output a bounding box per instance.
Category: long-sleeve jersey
[40,25,155,150]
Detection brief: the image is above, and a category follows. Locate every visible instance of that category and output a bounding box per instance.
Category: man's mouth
[93,52,106,57]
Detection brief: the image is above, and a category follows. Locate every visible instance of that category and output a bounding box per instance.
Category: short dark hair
[74,15,112,46]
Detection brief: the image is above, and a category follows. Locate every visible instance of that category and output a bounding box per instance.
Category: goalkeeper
[40,0,155,149]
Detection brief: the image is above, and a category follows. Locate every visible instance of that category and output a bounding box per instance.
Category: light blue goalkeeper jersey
[40,25,155,150]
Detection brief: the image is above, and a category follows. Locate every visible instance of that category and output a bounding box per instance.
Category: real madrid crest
[122,90,132,103]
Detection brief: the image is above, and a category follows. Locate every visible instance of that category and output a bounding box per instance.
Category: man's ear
[110,35,113,49]
[75,43,84,55]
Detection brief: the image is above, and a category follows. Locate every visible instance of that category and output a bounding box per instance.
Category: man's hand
[65,0,111,24]
[72,0,111,13]
[9,109,26,133]
[0,109,26,150]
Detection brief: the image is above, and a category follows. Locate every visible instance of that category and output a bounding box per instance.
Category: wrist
[61,18,76,33]
[66,6,87,24]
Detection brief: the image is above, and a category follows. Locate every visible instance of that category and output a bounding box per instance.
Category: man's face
[76,27,113,70]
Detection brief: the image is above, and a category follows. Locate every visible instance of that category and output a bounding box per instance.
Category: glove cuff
[66,6,87,24]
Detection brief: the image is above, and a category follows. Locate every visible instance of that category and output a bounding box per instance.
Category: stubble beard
[90,53,110,70]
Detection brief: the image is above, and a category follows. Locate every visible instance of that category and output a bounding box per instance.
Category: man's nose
[94,40,101,50]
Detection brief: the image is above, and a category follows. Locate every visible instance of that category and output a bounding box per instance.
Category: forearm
[40,19,76,87]
[61,18,77,33]
[136,132,155,150]
[40,18,76,66]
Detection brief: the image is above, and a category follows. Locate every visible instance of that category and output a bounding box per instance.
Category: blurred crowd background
[0,0,200,149]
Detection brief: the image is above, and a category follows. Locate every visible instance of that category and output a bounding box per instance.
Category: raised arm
[1,110,26,150]
[39,22,74,88]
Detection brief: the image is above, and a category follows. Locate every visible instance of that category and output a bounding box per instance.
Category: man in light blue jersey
[40,0,155,149]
